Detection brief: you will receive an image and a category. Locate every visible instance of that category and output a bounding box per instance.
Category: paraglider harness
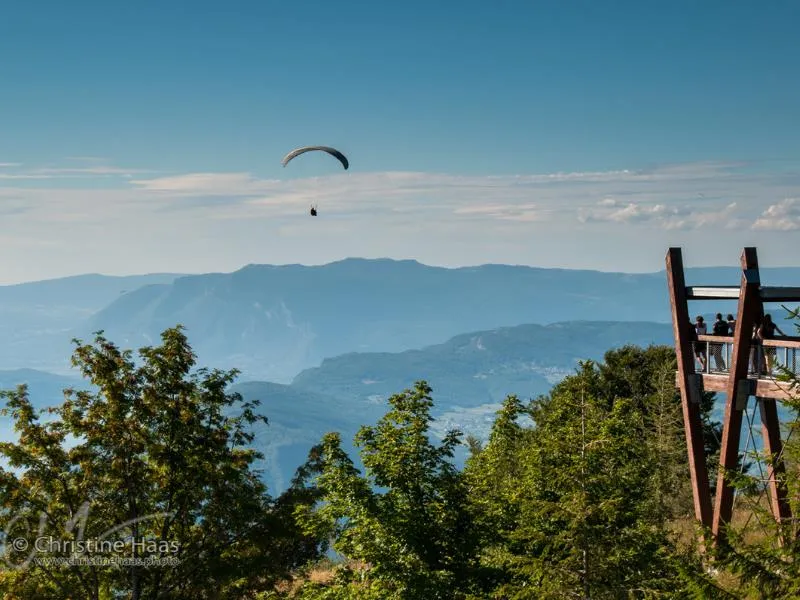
[310,204,318,217]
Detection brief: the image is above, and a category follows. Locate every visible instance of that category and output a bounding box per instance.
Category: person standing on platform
[711,313,729,371]
[694,315,708,371]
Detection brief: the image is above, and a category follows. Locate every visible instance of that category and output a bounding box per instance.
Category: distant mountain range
[1,258,796,381]
[236,320,679,490]
[0,273,182,374]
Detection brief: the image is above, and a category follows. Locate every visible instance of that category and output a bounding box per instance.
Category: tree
[0,326,321,600]
[463,348,718,598]
[462,394,532,592]
[538,371,684,596]
[294,381,486,599]
[597,345,723,510]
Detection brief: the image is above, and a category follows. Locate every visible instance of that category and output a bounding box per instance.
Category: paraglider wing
[281,146,349,170]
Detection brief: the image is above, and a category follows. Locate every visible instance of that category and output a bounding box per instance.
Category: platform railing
[692,335,800,378]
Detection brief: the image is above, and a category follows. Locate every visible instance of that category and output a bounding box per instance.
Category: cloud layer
[122,161,799,230]
[0,158,798,283]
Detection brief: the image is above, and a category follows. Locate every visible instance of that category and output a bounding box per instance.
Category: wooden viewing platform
[666,247,800,546]
[673,334,800,397]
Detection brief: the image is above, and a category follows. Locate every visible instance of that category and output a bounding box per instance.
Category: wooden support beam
[713,248,760,542]
[666,248,713,530]
[683,286,800,302]
[760,287,800,302]
[679,373,797,399]
[759,397,792,536]
[686,286,741,300]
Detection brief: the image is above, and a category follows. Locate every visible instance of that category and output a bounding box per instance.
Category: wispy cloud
[131,172,271,193]
[64,156,110,162]
[752,198,800,231]
[453,202,544,222]
[0,174,54,180]
[33,166,153,176]
[0,158,155,180]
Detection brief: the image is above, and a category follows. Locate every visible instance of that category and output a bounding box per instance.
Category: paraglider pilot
[310,204,317,217]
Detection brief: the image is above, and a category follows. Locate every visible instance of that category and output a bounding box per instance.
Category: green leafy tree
[0,326,321,600]
[294,381,486,599]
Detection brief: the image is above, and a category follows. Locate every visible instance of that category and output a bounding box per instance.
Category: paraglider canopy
[281,146,349,170]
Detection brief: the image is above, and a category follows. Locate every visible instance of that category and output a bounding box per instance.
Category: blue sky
[1,0,799,283]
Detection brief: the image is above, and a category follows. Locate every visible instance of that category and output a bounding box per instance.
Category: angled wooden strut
[760,393,792,539]
[666,248,712,529]
[712,248,761,542]
[750,279,792,539]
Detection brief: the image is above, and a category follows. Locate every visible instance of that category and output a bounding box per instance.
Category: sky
[1,0,799,284]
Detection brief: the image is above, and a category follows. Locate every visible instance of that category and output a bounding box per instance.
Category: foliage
[0,326,322,600]
[1,311,799,599]
[294,381,488,599]
[465,355,693,598]
[595,344,723,500]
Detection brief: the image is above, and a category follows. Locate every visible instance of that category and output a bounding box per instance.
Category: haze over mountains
[2,258,798,381]
[0,273,182,373]
[1,258,798,491]
[0,319,677,491]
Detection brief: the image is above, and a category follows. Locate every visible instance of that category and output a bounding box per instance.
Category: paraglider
[281,145,349,216]
[281,146,349,170]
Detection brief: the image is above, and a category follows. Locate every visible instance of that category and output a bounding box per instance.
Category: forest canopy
[0,314,797,600]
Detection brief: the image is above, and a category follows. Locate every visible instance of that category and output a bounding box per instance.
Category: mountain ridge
[2,258,798,380]
[7,256,800,289]
[81,260,800,381]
